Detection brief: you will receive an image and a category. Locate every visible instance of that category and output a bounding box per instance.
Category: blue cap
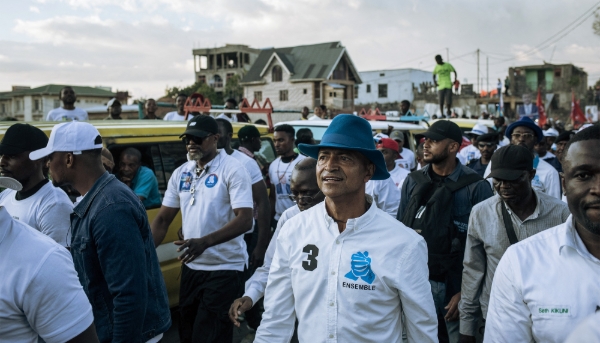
[505,117,543,143]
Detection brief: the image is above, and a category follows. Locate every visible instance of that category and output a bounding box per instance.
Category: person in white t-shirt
[308,105,327,120]
[151,115,253,342]
[484,117,561,199]
[163,93,190,121]
[390,130,416,171]
[0,195,98,343]
[216,98,239,122]
[458,123,488,165]
[377,138,410,191]
[269,124,306,227]
[0,124,73,247]
[45,86,89,121]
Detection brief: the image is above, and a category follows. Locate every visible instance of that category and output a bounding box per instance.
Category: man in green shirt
[433,55,457,117]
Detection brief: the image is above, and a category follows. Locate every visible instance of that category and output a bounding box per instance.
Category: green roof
[241,41,361,84]
[4,84,115,97]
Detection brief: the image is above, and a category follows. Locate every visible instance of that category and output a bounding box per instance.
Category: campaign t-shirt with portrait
[45,107,88,121]
[268,154,306,220]
[162,149,253,271]
[433,62,456,90]
[395,148,416,171]
[162,111,191,121]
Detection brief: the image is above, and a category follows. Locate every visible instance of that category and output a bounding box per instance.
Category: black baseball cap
[487,145,533,181]
[238,125,261,141]
[476,133,499,143]
[0,123,48,155]
[555,130,574,144]
[416,120,463,144]
[179,115,218,138]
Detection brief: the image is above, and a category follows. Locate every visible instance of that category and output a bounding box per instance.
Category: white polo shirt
[255,197,437,343]
[484,155,561,200]
[231,149,263,233]
[45,107,88,121]
[388,165,410,191]
[0,181,73,247]
[565,312,600,343]
[396,148,416,171]
[365,178,401,217]
[0,207,94,343]
[162,149,253,271]
[162,111,191,121]
[245,204,301,305]
[485,216,600,343]
[268,154,306,220]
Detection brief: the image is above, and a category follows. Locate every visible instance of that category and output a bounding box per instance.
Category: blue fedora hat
[298,114,390,180]
[505,117,543,142]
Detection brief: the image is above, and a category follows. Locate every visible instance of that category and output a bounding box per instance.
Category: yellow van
[0,120,275,307]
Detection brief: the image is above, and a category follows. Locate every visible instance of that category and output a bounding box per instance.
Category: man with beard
[30,121,170,343]
[0,123,73,247]
[459,145,569,343]
[151,115,253,342]
[163,94,190,121]
[229,157,325,339]
[46,86,89,121]
[397,120,493,343]
[484,124,600,342]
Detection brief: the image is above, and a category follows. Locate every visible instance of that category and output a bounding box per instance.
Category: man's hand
[229,296,254,327]
[434,81,439,88]
[459,334,477,343]
[174,238,209,264]
[250,246,266,268]
[444,292,461,321]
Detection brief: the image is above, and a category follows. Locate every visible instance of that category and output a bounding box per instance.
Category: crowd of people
[1,76,600,343]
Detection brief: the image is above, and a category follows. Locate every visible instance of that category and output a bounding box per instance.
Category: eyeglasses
[288,190,322,203]
[511,133,535,140]
[182,134,212,145]
[477,142,496,148]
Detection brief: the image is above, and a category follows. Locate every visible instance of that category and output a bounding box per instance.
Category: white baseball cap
[466,123,489,136]
[29,121,103,160]
[543,128,559,137]
[0,176,22,191]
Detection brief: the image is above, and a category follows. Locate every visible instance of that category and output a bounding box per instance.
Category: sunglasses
[477,142,496,148]
[182,134,212,145]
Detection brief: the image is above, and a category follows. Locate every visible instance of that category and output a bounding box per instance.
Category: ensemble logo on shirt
[179,172,193,192]
[343,251,376,290]
[205,174,218,188]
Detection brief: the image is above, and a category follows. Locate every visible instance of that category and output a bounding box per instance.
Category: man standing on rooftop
[433,55,457,117]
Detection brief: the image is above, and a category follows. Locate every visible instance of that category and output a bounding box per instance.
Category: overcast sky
[1,0,599,101]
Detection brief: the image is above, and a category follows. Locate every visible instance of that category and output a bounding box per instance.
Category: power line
[384,48,445,69]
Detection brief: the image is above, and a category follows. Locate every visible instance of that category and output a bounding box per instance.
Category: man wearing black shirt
[467,133,497,177]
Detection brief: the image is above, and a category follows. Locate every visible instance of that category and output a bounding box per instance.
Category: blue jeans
[430,280,459,343]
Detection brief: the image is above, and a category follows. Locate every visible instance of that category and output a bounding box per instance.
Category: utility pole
[446,48,449,62]
[477,49,480,94]
[486,56,489,94]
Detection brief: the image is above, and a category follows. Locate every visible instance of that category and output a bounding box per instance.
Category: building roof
[241,41,361,84]
[513,62,586,74]
[3,84,116,97]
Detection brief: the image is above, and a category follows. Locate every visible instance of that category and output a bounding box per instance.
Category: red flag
[571,91,586,129]
[537,87,546,127]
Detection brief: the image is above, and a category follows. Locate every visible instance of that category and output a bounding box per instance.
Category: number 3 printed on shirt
[302,244,319,271]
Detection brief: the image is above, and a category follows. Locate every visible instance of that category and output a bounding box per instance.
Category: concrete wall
[356,69,433,105]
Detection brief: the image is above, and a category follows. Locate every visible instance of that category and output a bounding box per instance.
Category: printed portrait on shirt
[180,172,193,192]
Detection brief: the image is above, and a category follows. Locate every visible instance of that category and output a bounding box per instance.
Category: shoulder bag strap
[500,201,519,245]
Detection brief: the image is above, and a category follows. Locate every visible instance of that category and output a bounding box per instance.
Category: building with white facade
[355,68,432,105]
[240,42,362,111]
[0,84,124,121]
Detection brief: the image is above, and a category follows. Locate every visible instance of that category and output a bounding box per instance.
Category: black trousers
[179,266,241,343]
[439,88,453,114]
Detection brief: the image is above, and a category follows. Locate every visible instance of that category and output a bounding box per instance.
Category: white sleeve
[228,164,254,209]
[396,238,438,343]
[543,168,561,200]
[37,196,73,247]
[162,169,181,208]
[254,225,297,342]
[23,247,94,343]
[457,150,468,165]
[45,111,54,121]
[374,178,401,217]
[244,158,264,184]
[244,216,286,304]
[483,249,532,343]
[80,109,89,121]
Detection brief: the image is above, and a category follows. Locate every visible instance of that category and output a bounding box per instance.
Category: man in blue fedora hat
[254,115,437,343]
[483,116,561,199]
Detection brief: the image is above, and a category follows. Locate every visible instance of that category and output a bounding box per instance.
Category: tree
[164,81,223,105]
[594,13,600,36]
[224,74,244,102]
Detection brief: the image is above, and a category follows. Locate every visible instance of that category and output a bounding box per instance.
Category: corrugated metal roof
[2,84,116,97]
[242,41,357,83]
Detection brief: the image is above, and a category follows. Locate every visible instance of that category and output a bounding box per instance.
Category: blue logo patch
[344,251,375,284]
[179,172,193,192]
[205,174,218,188]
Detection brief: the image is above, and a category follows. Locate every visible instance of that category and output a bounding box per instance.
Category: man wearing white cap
[0,176,99,343]
[458,123,488,165]
[29,121,171,343]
